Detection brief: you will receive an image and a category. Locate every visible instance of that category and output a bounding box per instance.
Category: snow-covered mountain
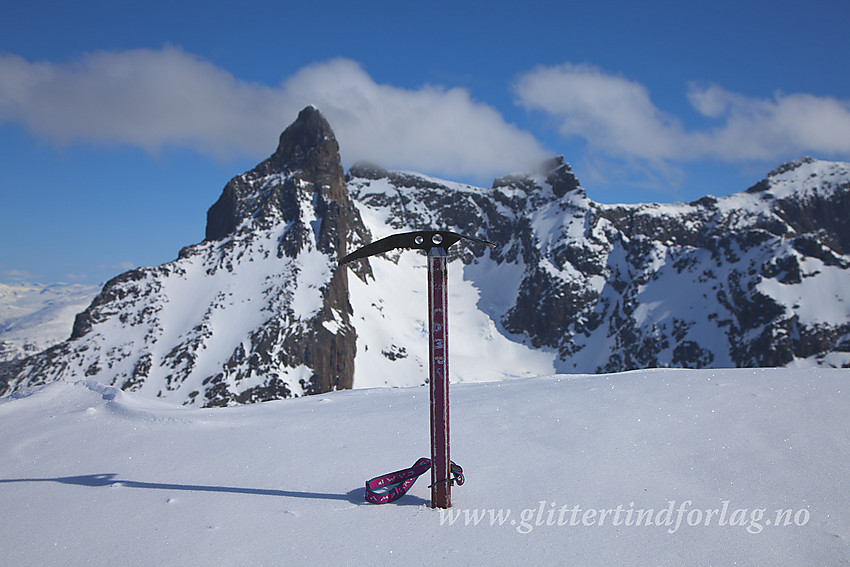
[347,154,850,381]
[1,107,848,406]
[0,282,98,362]
[1,107,369,406]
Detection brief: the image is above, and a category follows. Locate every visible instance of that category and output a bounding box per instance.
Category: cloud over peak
[3,49,849,189]
[0,48,548,182]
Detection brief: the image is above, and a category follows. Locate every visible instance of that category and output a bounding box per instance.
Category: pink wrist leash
[365,458,464,504]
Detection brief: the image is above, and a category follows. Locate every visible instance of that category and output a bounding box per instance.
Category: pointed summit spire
[266,106,338,174]
[205,106,347,241]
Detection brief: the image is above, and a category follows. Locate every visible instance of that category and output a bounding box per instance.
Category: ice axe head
[339,230,494,265]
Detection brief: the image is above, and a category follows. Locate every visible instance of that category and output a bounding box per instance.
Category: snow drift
[1,368,848,565]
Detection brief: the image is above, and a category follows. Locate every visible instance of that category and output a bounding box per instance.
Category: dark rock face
[206,106,352,243]
[2,107,369,406]
[200,106,369,399]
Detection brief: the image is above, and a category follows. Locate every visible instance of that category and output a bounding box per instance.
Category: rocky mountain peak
[740,158,850,255]
[205,106,351,243]
[491,155,583,201]
[347,162,390,180]
[541,156,583,198]
[767,156,816,179]
[2,107,369,406]
[266,106,338,173]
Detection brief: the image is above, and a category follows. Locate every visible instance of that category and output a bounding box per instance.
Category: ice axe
[340,230,495,508]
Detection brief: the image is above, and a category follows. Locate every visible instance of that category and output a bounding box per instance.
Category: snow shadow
[0,474,378,505]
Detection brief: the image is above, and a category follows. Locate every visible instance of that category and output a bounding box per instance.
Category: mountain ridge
[345,152,850,376]
[2,108,848,405]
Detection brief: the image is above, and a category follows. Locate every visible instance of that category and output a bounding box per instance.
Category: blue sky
[2,0,850,285]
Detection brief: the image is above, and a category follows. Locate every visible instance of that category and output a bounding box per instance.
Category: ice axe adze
[340,230,495,509]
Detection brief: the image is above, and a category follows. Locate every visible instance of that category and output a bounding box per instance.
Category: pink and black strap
[365,458,464,504]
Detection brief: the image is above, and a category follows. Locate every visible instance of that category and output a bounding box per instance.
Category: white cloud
[514,63,850,164]
[0,47,282,157]
[0,48,548,182]
[284,59,548,180]
[686,83,850,160]
[62,273,90,281]
[514,63,687,162]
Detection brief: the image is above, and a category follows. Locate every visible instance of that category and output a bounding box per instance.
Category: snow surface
[1,368,848,566]
[348,251,554,388]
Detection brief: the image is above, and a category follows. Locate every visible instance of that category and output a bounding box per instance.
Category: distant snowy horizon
[0,282,99,362]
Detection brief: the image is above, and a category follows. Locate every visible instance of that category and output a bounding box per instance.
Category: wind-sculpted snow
[1,368,848,565]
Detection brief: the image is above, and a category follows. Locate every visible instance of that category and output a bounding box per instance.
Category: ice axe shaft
[427,247,450,508]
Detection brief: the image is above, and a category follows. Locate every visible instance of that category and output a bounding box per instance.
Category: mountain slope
[347,156,850,378]
[1,107,369,406]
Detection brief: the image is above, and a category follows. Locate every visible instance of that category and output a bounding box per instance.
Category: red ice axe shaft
[341,230,494,508]
[428,246,450,508]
